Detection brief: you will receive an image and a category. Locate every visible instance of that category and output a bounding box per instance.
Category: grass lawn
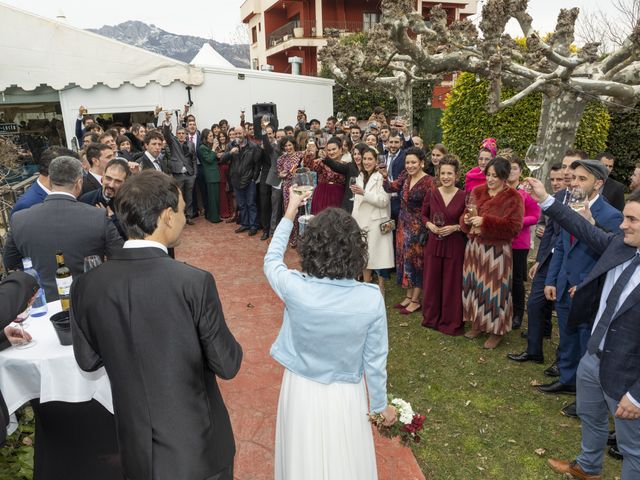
[384,281,622,480]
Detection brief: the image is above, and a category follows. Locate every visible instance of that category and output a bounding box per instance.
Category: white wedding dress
[274,369,378,480]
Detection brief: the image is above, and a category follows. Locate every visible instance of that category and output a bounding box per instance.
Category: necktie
[587,254,640,354]
[154,160,161,171]
[189,134,194,143]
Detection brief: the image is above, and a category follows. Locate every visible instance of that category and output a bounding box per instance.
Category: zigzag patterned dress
[461,184,524,335]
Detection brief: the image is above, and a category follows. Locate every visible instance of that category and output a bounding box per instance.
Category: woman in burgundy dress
[304,137,345,215]
[383,147,435,314]
[215,131,234,219]
[421,155,467,335]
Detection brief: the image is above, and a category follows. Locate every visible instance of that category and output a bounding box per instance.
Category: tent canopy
[0,2,204,92]
[190,43,234,68]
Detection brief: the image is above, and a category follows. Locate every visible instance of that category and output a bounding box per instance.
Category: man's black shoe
[608,430,616,446]
[235,226,249,233]
[608,445,623,461]
[512,315,523,330]
[506,352,544,364]
[248,228,258,236]
[537,381,576,395]
[561,401,578,418]
[521,330,528,339]
[186,218,195,226]
[260,232,270,241]
[544,363,560,377]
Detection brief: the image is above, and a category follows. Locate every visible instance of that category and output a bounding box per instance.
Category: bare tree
[375,0,640,179]
[576,0,640,54]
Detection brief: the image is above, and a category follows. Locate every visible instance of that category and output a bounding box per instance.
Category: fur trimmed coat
[459,184,524,244]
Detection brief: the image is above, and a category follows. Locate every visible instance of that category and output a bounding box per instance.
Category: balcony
[267,19,368,48]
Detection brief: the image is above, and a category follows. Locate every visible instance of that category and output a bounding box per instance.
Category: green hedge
[440,73,610,174]
[606,109,640,186]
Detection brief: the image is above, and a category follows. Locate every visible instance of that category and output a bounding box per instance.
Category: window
[252,26,258,44]
[363,12,380,31]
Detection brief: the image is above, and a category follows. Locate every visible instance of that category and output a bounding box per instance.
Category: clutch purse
[380,219,396,234]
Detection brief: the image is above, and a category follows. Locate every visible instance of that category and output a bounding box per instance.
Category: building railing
[267,19,370,47]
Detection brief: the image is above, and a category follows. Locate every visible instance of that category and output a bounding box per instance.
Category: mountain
[88,21,250,68]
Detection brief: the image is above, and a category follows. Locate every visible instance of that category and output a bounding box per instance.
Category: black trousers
[31,399,123,480]
[258,182,272,234]
[526,259,556,357]
[511,248,529,318]
[192,164,208,217]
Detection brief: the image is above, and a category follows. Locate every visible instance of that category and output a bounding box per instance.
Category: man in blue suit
[527,179,640,480]
[383,131,407,221]
[11,147,78,217]
[538,160,623,399]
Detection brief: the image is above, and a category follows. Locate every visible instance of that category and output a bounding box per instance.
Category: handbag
[379,219,396,234]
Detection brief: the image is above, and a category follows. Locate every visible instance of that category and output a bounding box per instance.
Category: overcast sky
[0,0,622,44]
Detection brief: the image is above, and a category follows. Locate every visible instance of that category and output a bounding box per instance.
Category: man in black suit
[0,272,39,446]
[3,156,123,300]
[527,178,640,480]
[70,170,242,480]
[598,152,626,211]
[82,143,115,196]
[138,130,170,174]
[162,118,197,225]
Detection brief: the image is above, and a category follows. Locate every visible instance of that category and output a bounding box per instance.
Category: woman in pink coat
[464,138,496,193]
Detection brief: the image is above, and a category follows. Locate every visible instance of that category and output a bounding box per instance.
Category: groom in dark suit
[70,170,243,480]
[527,179,640,480]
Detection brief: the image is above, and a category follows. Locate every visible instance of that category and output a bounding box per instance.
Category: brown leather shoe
[547,459,602,479]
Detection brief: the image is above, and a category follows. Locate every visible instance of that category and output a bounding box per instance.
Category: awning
[0,2,204,92]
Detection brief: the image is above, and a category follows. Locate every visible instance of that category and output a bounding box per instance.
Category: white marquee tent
[0,2,333,147]
[190,44,234,69]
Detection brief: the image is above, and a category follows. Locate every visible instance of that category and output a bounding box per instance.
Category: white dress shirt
[123,239,168,254]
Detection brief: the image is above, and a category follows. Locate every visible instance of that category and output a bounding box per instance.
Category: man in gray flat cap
[537,159,623,415]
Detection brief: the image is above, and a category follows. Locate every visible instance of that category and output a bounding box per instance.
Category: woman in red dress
[215,131,234,219]
[304,137,345,215]
[421,155,467,335]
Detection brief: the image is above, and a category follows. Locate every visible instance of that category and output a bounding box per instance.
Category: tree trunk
[536,90,587,182]
[396,78,414,133]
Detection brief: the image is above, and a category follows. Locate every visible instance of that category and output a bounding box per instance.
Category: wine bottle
[55,251,73,311]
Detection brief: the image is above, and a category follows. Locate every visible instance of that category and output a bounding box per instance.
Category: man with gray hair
[3,156,123,300]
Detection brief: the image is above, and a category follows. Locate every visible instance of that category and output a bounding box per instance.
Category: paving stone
[178,219,424,480]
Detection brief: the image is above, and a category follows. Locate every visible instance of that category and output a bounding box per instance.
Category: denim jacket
[264,218,389,413]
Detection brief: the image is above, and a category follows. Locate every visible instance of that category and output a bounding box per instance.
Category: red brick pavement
[177,218,425,480]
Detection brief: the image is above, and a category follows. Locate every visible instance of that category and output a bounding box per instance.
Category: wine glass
[568,187,587,211]
[377,154,387,169]
[432,212,446,240]
[349,177,358,201]
[524,144,544,192]
[465,193,479,234]
[84,255,103,272]
[293,167,314,216]
[13,306,36,349]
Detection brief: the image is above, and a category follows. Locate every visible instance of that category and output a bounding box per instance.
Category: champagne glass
[84,255,103,272]
[432,212,445,240]
[293,168,314,216]
[349,177,358,201]
[13,306,36,349]
[377,154,387,169]
[568,187,587,211]
[524,144,544,192]
[465,193,479,234]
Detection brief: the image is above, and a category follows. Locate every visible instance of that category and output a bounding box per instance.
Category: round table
[0,301,123,479]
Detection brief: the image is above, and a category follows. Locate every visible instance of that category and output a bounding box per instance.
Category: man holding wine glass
[538,159,623,399]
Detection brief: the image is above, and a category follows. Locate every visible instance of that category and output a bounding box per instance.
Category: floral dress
[384,171,435,288]
[277,151,305,244]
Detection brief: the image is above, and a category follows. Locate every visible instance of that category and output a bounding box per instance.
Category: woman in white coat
[350,147,395,293]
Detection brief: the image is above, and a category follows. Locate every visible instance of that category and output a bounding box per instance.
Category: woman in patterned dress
[277,136,305,247]
[382,147,435,314]
[459,157,524,349]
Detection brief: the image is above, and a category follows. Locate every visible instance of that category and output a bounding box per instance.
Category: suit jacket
[602,177,626,211]
[139,151,170,174]
[385,149,406,219]
[162,124,197,176]
[81,172,102,196]
[3,194,124,300]
[78,189,126,240]
[546,195,622,299]
[70,247,242,479]
[10,180,48,217]
[535,189,565,266]
[0,272,39,446]
[262,135,282,188]
[544,200,640,402]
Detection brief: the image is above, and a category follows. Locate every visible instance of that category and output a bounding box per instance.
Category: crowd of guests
[2,101,640,480]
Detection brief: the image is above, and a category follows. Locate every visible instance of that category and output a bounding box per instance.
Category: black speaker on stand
[252,103,278,138]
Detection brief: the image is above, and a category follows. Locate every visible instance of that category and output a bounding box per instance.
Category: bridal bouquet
[369,397,426,446]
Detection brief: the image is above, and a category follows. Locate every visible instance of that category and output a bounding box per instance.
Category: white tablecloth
[0,301,113,427]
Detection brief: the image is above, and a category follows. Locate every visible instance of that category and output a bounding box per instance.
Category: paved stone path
[178,218,425,480]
